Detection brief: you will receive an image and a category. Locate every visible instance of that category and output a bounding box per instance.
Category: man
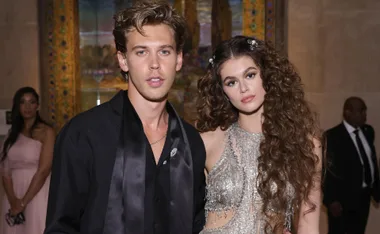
[44,2,206,234]
[323,97,380,234]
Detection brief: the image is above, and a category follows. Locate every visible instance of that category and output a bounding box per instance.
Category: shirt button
[163,160,167,165]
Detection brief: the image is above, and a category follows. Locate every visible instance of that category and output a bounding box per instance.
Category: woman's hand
[9,199,25,216]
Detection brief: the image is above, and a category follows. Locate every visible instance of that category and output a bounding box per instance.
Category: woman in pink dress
[0,87,55,234]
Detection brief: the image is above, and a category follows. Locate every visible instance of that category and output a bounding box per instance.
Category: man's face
[345,99,367,128]
[117,24,183,102]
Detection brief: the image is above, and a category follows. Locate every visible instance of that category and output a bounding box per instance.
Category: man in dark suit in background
[324,96,380,234]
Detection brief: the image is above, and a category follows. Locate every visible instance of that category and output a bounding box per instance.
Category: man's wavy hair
[196,35,321,233]
[113,0,187,79]
[113,0,186,53]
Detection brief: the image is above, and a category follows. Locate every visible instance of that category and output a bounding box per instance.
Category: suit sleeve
[44,122,91,234]
[368,126,380,202]
[323,130,345,206]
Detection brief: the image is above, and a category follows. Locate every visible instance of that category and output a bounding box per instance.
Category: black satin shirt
[44,91,206,234]
[145,121,206,234]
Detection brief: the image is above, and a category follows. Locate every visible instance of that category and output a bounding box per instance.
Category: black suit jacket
[323,123,380,209]
[44,91,206,234]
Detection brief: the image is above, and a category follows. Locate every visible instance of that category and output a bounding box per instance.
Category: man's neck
[343,119,359,129]
[128,89,168,131]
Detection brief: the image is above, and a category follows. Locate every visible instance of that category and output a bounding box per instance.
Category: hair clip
[209,55,215,67]
[247,38,258,50]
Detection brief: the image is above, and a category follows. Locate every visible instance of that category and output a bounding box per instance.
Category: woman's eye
[247,73,256,79]
[226,81,237,87]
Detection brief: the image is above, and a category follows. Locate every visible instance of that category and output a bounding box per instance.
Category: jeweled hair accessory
[209,55,216,67]
[247,38,258,50]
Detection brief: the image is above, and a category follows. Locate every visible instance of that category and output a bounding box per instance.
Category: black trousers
[328,188,371,234]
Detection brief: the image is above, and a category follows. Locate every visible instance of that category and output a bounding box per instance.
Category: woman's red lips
[241,95,255,103]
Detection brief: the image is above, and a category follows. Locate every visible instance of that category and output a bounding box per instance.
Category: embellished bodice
[205,134,244,212]
[201,123,294,234]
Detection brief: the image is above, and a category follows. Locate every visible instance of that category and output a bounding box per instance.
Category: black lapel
[167,102,194,234]
[338,123,360,159]
[121,92,147,234]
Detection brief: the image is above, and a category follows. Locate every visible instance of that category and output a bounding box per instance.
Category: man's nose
[149,54,160,70]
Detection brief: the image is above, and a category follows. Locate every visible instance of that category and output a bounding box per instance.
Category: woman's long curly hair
[196,36,321,233]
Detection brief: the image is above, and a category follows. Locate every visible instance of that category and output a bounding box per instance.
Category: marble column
[173,0,184,15]
[211,0,232,50]
[184,0,200,53]
[40,0,80,132]
[243,0,265,40]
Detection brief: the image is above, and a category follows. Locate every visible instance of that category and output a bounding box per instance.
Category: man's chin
[129,84,171,103]
[143,93,169,103]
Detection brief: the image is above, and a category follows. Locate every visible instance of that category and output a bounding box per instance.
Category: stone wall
[288,0,380,233]
[0,0,40,109]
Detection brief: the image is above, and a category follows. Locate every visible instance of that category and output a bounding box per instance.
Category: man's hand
[329,201,343,217]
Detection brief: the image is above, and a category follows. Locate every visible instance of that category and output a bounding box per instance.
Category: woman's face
[19,93,39,120]
[219,55,266,114]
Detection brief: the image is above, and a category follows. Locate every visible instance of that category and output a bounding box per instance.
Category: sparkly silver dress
[200,123,294,234]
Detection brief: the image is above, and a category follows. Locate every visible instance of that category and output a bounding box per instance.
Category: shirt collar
[343,120,359,134]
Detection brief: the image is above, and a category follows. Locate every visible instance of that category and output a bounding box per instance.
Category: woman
[0,87,55,233]
[196,36,322,234]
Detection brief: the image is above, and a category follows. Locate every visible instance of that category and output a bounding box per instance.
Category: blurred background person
[323,97,380,234]
[0,87,55,234]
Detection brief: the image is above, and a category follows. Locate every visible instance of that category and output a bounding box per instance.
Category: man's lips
[146,77,163,82]
[146,77,164,87]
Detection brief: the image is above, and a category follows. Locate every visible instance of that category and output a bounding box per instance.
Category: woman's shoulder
[37,123,54,132]
[35,123,55,142]
[201,127,224,140]
[200,127,228,152]
[201,127,232,173]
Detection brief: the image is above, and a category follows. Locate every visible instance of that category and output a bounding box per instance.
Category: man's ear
[175,51,183,72]
[117,51,129,72]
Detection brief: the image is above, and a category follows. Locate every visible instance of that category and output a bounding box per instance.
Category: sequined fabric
[201,123,294,234]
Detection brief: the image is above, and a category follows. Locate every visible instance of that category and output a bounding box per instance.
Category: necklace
[150,134,167,145]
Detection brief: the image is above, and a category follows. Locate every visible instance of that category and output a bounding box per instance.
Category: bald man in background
[323,97,380,234]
